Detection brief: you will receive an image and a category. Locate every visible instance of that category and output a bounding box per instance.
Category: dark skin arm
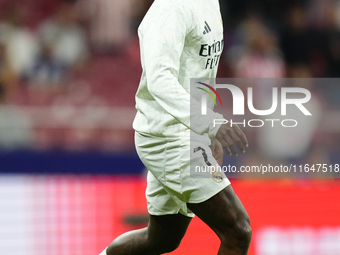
[213,123,249,158]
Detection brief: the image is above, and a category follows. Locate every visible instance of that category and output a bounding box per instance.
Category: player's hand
[215,123,248,156]
[209,139,223,166]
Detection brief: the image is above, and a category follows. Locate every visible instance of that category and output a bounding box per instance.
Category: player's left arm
[210,139,223,166]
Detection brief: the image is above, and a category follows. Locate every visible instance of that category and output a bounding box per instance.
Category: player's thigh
[147,213,192,244]
[187,185,250,240]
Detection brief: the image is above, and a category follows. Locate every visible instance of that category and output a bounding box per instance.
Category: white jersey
[133,0,224,139]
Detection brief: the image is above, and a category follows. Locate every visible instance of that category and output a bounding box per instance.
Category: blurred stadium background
[0,0,340,254]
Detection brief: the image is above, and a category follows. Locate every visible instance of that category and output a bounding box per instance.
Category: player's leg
[106,213,192,255]
[187,185,251,255]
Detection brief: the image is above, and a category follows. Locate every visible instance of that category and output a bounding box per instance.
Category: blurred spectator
[25,1,88,87]
[228,15,285,78]
[27,43,69,87]
[38,1,88,70]
[220,0,280,28]
[280,4,315,72]
[322,1,340,77]
[309,0,338,29]
[308,0,340,107]
[78,0,133,54]
[0,4,38,79]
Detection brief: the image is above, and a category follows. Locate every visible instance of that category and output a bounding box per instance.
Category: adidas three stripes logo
[203,21,211,35]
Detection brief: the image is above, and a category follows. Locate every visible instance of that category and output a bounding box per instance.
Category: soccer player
[100,0,251,254]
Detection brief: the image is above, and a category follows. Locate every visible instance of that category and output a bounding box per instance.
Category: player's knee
[219,217,252,249]
[228,218,252,249]
[235,219,252,246]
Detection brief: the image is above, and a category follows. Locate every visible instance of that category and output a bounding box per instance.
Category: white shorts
[135,131,230,217]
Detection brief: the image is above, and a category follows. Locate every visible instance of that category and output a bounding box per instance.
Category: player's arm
[142,2,248,155]
[141,2,222,138]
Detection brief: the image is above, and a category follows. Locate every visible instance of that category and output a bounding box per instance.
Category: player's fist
[215,123,248,156]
